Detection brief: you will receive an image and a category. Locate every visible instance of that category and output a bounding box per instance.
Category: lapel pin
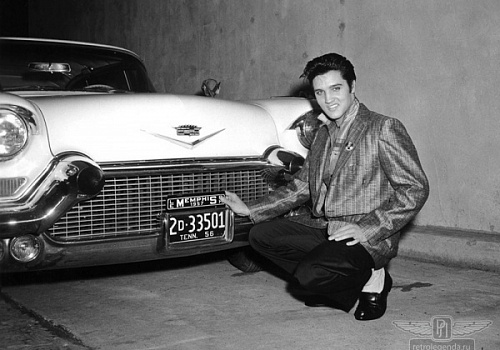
[345,142,354,151]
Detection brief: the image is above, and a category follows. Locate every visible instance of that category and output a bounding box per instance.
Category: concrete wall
[27,0,500,236]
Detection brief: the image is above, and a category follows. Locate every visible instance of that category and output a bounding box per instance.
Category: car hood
[29,93,282,162]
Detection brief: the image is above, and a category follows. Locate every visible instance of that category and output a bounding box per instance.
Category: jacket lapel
[331,104,369,178]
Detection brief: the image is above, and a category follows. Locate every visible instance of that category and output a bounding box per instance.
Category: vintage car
[0,37,320,274]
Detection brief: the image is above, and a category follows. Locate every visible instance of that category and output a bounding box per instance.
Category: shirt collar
[320,97,359,135]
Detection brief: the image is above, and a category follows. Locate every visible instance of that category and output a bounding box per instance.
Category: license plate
[165,193,234,246]
[166,193,225,211]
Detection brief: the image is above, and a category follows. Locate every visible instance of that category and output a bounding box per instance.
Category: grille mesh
[47,168,271,242]
[0,177,26,197]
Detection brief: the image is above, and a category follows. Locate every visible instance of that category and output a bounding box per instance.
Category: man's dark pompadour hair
[301,53,356,91]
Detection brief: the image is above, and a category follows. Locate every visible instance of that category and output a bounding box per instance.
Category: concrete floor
[1,254,499,350]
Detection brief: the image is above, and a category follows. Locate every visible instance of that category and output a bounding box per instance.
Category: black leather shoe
[354,270,393,321]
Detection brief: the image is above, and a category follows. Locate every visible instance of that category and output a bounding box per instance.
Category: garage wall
[26,0,500,235]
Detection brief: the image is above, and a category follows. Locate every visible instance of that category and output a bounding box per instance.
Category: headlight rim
[9,234,43,263]
[290,109,323,150]
[0,108,30,160]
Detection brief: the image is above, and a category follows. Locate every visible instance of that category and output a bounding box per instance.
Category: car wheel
[227,247,263,273]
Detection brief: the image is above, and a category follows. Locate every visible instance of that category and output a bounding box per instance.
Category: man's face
[312,70,356,123]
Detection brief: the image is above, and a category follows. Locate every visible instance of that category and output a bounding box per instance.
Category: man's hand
[220,191,250,217]
[328,223,367,246]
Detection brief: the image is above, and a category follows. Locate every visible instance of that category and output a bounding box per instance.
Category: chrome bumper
[0,222,252,273]
[0,153,104,238]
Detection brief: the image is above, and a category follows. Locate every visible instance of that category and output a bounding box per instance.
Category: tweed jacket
[247,103,429,269]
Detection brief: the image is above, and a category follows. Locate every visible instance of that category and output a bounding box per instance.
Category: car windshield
[0,39,155,93]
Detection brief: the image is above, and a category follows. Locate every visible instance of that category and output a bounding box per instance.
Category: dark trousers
[249,218,375,310]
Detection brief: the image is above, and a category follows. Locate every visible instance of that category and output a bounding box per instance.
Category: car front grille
[46,160,274,243]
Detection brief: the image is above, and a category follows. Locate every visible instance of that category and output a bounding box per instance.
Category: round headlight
[0,110,29,158]
[9,235,42,263]
[291,110,322,149]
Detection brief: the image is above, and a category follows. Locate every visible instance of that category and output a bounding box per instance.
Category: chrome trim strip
[98,157,270,175]
[42,230,161,246]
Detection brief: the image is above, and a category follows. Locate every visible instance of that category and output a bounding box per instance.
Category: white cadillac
[0,37,321,273]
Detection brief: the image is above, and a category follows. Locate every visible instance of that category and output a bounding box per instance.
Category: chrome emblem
[175,124,201,136]
[141,126,226,149]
